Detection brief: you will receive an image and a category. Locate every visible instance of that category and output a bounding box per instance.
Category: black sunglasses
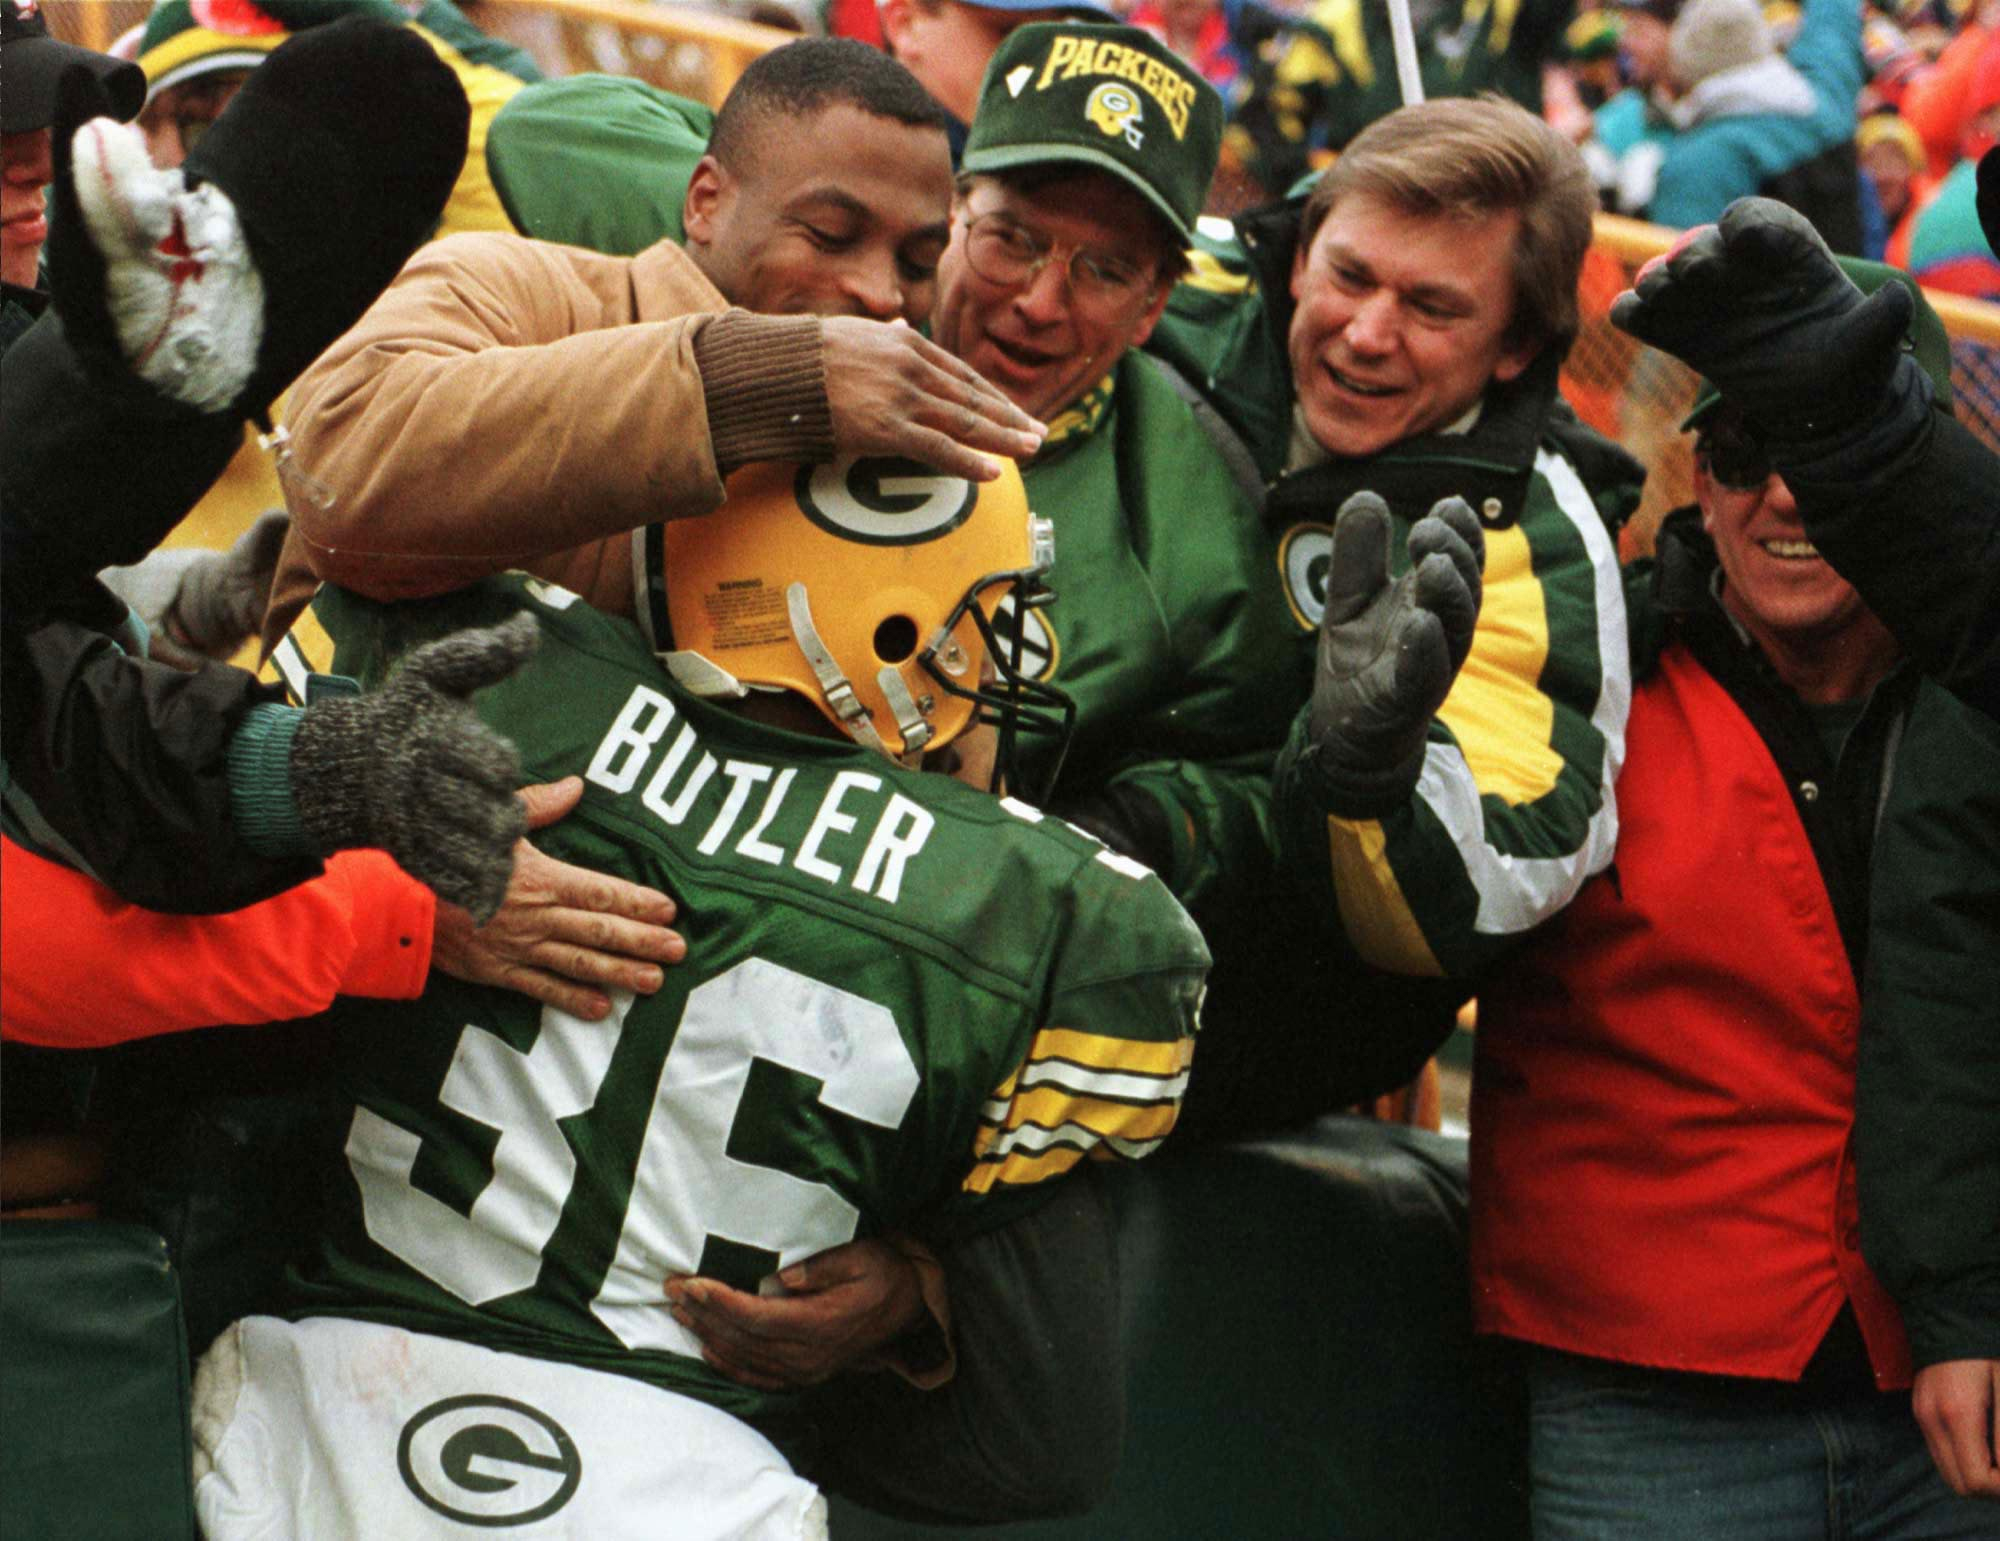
[1695,416,1773,492]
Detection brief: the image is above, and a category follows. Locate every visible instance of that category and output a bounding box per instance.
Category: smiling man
[1471,265,2000,1532]
[263,38,1041,640]
[1148,95,1641,997]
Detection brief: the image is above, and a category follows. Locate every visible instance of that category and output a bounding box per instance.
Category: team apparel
[1148,204,1639,978]
[193,1315,826,1540]
[272,574,1208,1452]
[485,75,1305,912]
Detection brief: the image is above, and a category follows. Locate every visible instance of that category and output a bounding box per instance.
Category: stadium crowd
[1,0,1997,1536]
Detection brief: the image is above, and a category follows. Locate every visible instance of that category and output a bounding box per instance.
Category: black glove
[44,19,468,422]
[1609,197,1920,443]
[290,613,538,924]
[1053,782,1175,875]
[1305,492,1482,819]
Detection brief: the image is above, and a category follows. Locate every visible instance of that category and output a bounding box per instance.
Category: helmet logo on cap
[1085,83,1145,150]
[795,457,978,547]
[1278,523,1334,629]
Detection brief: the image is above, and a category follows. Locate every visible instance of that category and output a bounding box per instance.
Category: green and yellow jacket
[1148,196,1642,980]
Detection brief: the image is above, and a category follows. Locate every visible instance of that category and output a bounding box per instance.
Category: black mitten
[180,14,469,419]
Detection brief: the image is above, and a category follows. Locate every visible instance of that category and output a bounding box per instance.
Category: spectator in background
[131,0,539,233]
[1598,0,1867,243]
[1474,255,2000,1527]
[1903,23,2000,293]
[876,0,1114,160]
[1,0,142,347]
[1220,0,1578,198]
[1128,0,1247,92]
[1858,107,1932,257]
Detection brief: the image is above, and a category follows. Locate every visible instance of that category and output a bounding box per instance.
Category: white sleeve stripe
[980,1118,1142,1160]
[1018,1061,1192,1104]
[1104,1135,1165,1159]
[1412,449,1629,939]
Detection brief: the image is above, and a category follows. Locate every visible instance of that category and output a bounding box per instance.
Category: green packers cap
[1682,256,1957,430]
[961,21,1222,246]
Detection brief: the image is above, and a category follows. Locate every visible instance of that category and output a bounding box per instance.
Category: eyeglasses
[1696,416,1774,492]
[960,210,1156,316]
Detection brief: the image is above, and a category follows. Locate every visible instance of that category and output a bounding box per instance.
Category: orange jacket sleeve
[1,837,434,1047]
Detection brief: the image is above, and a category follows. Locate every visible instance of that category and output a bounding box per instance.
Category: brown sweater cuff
[693,310,834,474]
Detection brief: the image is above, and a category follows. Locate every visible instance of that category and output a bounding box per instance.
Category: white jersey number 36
[345,957,921,1357]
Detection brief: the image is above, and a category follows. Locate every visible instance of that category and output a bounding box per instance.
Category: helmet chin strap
[785,582,925,767]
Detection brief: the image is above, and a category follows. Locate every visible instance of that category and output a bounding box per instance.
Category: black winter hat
[1,0,144,132]
[181,14,469,417]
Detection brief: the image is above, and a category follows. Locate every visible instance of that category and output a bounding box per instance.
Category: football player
[196,461,1209,1539]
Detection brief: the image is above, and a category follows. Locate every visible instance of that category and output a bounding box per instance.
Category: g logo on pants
[398,1394,583,1527]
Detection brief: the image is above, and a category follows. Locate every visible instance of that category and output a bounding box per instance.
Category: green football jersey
[283,575,1208,1442]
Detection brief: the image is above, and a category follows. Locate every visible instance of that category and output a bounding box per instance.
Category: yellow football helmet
[650,455,1074,797]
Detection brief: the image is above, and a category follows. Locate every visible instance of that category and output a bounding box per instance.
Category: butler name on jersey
[281,570,1209,1444]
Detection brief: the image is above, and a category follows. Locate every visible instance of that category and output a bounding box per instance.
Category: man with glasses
[1468,261,2000,1529]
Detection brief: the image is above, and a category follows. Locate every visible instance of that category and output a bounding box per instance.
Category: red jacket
[1,836,434,1047]
[1469,644,1913,1389]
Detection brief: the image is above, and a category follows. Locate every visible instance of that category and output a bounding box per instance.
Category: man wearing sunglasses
[1468,260,2000,1529]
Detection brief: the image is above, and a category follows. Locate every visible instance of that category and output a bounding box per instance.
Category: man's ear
[1492,333,1540,386]
[1691,456,1718,529]
[1126,274,1176,350]
[1289,233,1309,303]
[879,0,920,54]
[683,154,727,246]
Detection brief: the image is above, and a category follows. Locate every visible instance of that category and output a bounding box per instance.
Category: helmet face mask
[922,552,1075,806]
[658,456,1075,801]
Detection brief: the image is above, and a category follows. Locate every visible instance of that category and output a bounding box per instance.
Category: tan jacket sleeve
[281,232,732,602]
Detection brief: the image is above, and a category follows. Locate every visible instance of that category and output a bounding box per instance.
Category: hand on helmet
[822,317,1047,483]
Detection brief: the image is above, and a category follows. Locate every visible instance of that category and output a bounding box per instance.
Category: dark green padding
[0,1220,196,1541]
[832,1118,1529,1540]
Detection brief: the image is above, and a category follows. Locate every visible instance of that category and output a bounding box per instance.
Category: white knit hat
[1668,0,1772,88]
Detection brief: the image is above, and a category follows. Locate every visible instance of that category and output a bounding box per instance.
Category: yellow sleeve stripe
[1183,247,1252,296]
[1023,1028,1193,1079]
[1326,814,1444,976]
[963,1144,1087,1194]
[986,1091,1181,1146]
[1435,522,1563,806]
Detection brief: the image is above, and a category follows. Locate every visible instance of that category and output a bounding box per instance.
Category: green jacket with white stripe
[1148,197,1643,978]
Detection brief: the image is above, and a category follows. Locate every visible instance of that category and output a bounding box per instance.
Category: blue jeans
[1527,1347,2000,1540]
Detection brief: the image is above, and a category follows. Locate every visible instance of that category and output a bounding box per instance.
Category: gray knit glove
[1306,492,1483,819]
[101,510,291,669]
[290,612,538,923]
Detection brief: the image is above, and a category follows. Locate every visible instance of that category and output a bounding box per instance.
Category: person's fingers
[404,611,539,697]
[520,937,668,995]
[516,776,584,830]
[898,328,1046,438]
[869,424,1008,483]
[488,963,611,1022]
[1848,282,1915,369]
[1323,494,1393,626]
[1722,196,1827,275]
[1390,606,1451,716]
[514,840,679,926]
[535,902,684,962]
[1412,550,1477,657]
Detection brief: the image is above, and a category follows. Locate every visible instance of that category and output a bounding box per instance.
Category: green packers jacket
[1147,197,1641,980]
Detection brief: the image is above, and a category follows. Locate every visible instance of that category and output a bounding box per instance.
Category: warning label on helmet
[702,580,789,650]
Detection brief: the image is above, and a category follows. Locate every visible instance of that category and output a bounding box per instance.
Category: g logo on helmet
[1085,82,1145,149]
[397,1395,582,1527]
[795,456,978,546]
